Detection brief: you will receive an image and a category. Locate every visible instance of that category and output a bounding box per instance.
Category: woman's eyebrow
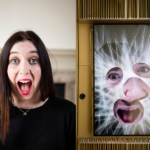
[9,51,18,54]
[29,51,38,53]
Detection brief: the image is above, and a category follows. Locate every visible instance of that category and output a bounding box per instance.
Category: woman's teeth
[19,80,30,83]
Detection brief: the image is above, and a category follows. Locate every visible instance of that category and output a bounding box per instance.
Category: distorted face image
[106,63,150,125]
[94,24,150,136]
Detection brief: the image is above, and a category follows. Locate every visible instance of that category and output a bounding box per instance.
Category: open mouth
[17,79,32,95]
[114,99,144,125]
[117,108,140,123]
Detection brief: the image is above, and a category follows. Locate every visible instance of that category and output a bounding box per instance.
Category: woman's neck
[11,94,48,109]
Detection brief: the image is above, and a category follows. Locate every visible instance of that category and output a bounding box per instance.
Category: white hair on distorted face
[94,25,150,135]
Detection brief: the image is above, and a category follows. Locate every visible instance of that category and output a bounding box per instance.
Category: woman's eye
[30,59,38,64]
[138,67,149,73]
[11,59,19,64]
[108,74,119,79]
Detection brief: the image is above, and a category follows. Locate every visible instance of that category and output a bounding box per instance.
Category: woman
[0,31,75,150]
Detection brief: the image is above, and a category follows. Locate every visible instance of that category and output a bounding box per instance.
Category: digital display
[94,24,150,135]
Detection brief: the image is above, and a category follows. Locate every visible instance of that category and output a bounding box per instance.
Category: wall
[0,0,76,50]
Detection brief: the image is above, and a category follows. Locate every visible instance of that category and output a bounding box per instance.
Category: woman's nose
[123,77,150,102]
[19,61,30,75]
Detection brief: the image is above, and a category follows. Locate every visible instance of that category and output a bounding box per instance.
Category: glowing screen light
[94,24,150,135]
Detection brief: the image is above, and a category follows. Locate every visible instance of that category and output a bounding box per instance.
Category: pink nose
[123,77,150,102]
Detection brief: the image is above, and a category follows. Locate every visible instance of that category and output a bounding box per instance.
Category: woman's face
[106,63,150,125]
[7,40,41,102]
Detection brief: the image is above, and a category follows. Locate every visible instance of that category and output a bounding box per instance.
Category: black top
[0,96,76,150]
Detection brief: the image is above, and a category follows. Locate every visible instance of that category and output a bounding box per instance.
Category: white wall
[0,0,76,50]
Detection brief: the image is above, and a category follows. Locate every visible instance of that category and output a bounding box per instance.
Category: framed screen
[94,24,150,136]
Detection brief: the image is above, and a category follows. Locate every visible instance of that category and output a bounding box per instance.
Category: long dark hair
[0,31,55,143]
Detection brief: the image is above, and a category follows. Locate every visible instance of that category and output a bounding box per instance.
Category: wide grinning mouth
[18,80,32,93]
[114,99,144,125]
[117,108,140,123]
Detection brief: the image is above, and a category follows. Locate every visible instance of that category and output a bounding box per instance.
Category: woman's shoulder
[48,95,75,113]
